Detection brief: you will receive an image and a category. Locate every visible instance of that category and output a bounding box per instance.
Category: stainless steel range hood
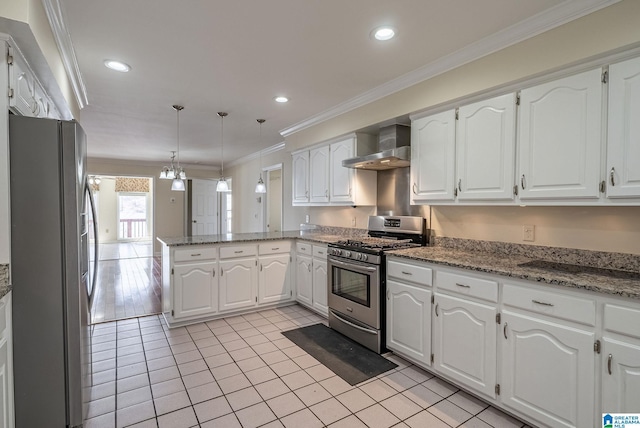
[342,124,410,170]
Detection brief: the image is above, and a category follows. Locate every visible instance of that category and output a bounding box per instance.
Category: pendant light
[255,119,266,194]
[171,105,186,191]
[216,112,230,192]
[159,151,177,179]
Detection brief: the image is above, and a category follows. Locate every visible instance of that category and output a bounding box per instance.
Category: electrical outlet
[523,225,535,242]
[305,215,310,223]
[352,217,357,227]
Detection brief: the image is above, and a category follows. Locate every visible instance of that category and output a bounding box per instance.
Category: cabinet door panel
[518,69,602,200]
[411,110,456,202]
[602,337,640,413]
[312,258,328,316]
[309,147,330,203]
[219,259,257,311]
[501,311,595,428]
[296,255,313,306]
[173,262,217,318]
[386,280,431,365]
[457,93,516,201]
[292,152,309,204]
[607,56,640,198]
[433,293,497,398]
[330,139,355,203]
[0,338,9,428]
[259,254,291,305]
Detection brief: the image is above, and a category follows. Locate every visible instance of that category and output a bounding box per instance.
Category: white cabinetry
[291,133,376,206]
[219,245,258,312]
[8,47,59,119]
[433,271,498,399]
[258,242,292,305]
[0,293,14,428]
[309,146,330,203]
[386,258,432,366]
[311,245,328,316]
[329,136,377,205]
[295,242,328,317]
[601,303,640,413]
[292,151,310,204]
[410,110,456,202]
[501,283,595,428]
[172,248,218,319]
[295,242,313,306]
[606,56,640,198]
[456,93,517,201]
[518,68,603,200]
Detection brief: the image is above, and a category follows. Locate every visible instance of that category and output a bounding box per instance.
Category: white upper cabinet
[292,151,310,205]
[329,136,377,206]
[518,68,603,200]
[309,146,330,203]
[606,56,640,198]
[8,47,58,119]
[411,109,456,202]
[456,93,517,201]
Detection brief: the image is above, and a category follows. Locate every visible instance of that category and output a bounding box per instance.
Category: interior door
[191,179,218,235]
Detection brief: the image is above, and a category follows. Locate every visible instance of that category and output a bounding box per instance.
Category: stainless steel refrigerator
[9,115,98,427]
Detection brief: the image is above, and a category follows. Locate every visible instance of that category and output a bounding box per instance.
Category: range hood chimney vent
[342,124,410,170]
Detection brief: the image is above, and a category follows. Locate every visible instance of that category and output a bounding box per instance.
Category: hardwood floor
[90,242,162,324]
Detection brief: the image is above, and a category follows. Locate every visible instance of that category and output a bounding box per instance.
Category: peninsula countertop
[387,245,640,300]
[157,231,345,247]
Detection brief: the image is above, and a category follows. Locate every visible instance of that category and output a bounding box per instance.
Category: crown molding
[41,0,89,109]
[226,142,287,168]
[280,0,620,138]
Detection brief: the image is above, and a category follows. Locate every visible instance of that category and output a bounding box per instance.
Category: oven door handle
[330,310,378,335]
[329,257,377,273]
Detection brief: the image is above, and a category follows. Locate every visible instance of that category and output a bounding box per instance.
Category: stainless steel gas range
[327,216,428,353]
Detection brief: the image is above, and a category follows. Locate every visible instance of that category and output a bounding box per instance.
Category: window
[224,193,232,233]
[117,193,149,240]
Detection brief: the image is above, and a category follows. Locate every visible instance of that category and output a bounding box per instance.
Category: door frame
[262,163,283,233]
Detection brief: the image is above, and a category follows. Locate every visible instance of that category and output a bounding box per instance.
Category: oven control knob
[356,253,362,260]
[337,249,342,256]
[345,251,351,258]
[362,254,368,261]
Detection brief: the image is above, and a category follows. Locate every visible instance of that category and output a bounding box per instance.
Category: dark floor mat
[282,323,397,385]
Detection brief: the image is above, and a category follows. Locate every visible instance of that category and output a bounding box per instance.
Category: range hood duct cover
[342,124,410,170]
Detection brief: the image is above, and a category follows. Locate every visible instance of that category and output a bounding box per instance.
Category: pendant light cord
[220,115,224,177]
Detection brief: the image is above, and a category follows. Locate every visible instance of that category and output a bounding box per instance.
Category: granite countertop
[157,230,344,247]
[387,245,640,300]
[0,264,10,299]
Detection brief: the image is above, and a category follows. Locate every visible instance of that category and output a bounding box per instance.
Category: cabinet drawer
[296,242,312,256]
[174,247,217,262]
[387,259,432,286]
[312,245,327,258]
[220,245,257,259]
[503,283,596,326]
[437,271,498,303]
[604,303,640,340]
[259,241,291,255]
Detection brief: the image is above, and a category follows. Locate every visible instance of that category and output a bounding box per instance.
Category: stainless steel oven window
[331,264,371,307]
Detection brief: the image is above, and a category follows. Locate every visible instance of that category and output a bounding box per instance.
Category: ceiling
[59,0,594,169]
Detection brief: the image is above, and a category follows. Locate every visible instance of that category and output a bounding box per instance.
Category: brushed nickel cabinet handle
[212,269,215,278]
[412,183,417,195]
[220,268,223,276]
[325,189,328,197]
[504,322,508,339]
[308,264,311,272]
[521,174,526,190]
[532,299,554,307]
[191,253,201,257]
[387,289,390,300]
[610,167,616,186]
[458,179,462,192]
[271,247,280,251]
[456,283,470,288]
[234,250,243,254]
[401,271,413,276]
[608,354,613,375]
[260,264,263,271]
[435,303,439,317]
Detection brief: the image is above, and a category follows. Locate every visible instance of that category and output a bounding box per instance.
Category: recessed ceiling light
[274,96,289,103]
[372,26,396,41]
[104,59,131,72]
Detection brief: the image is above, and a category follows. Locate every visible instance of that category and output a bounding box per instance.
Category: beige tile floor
[84,305,534,428]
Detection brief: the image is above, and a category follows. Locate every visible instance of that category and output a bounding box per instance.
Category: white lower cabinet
[433,293,497,398]
[312,257,328,316]
[295,255,313,306]
[173,262,218,319]
[295,243,328,317]
[219,258,258,312]
[500,310,595,428]
[259,254,291,305]
[386,279,431,366]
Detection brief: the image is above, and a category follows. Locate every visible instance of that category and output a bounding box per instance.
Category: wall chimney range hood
[342,124,410,170]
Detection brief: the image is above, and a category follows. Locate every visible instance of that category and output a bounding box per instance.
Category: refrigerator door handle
[86,182,99,308]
